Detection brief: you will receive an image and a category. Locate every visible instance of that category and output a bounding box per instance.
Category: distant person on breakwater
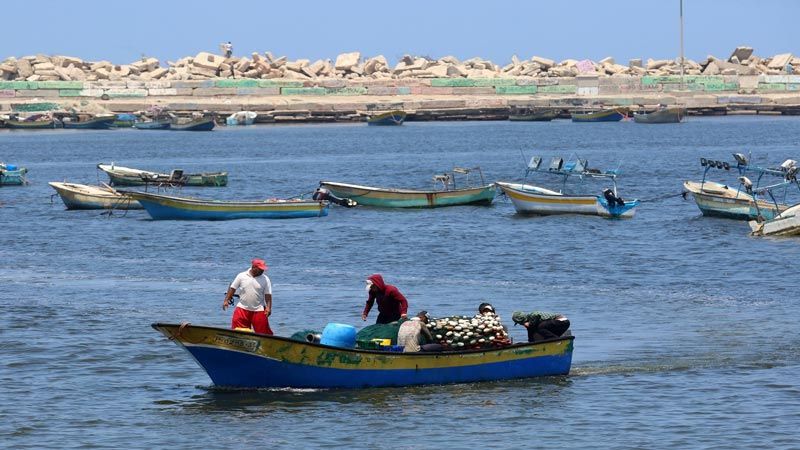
[223,258,273,335]
[361,274,408,324]
[512,311,570,342]
[221,41,233,58]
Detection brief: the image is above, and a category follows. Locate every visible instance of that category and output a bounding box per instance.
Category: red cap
[251,259,267,270]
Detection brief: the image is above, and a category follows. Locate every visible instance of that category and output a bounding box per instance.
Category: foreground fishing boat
[633,107,684,124]
[367,110,406,126]
[496,156,639,218]
[62,115,116,129]
[509,109,559,121]
[683,154,798,220]
[151,323,573,388]
[4,117,61,129]
[749,203,800,237]
[97,164,228,187]
[48,182,142,210]
[170,117,215,131]
[320,167,495,208]
[122,191,329,220]
[0,163,28,185]
[570,108,627,122]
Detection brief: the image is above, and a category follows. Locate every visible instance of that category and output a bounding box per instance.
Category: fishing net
[355,321,407,348]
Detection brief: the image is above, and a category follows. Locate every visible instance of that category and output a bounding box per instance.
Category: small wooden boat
[367,110,406,126]
[62,115,116,130]
[633,107,684,124]
[170,117,215,131]
[320,167,495,208]
[0,163,28,185]
[749,203,800,237]
[97,164,228,187]
[496,156,639,218]
[48,182,142,210]
[151,323,574,388]
[509,109,559,121]
[571,108,627,122]
[4,116,61,129]
[226,111,257,126]
[683,154,797,220]
[133,119,171,130]
[121,191,329,220]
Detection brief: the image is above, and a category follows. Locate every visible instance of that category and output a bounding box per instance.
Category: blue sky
[1,0,797,65]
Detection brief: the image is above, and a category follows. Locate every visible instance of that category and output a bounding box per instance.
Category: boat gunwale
[320,180,496,196]
[120,190,326,208]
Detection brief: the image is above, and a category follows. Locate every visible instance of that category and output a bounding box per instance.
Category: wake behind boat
[496,156,639,218]
[49,182,142,210]
[97,164,228,187]
[151,323,573,389]
[121,190,329,220]
[320,167,495,208]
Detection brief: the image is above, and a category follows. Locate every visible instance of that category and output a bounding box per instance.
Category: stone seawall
[2,75,800,121]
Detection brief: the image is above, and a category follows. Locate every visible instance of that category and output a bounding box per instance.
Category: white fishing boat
[749,203,800,237]
[49,182,143,210]
[496,156,639,218]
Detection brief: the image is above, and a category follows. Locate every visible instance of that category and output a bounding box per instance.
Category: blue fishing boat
[111,113,138,128]
[170,117,215,131]
[367,110,406,126]
[133,119,171,130]
[121,190,328,220]
[0,163,28,185]
[151,323,574,389]
[571,108,627,122]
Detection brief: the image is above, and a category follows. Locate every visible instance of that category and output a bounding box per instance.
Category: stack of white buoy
[427,314,511,350]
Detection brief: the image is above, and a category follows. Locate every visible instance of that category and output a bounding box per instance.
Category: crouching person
[397,311,442,352]
[512,311,570,342]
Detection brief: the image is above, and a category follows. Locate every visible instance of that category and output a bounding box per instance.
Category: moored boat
[496,156,639,218]
[570,108,627,122]
[683,154,798,220]
[509,109,559,121]
[170,117,215,131]
[367,110,406,126]
[0,163,28,185]
[749,203,800,237]
[48,182,142,210]
[97,164,228,187]
[62,115,116,129]
[633,106,684,124]
[133,119,171,130]
[320,167,495,208]
[226,111,257,126]
[151,323,574,389]
[4,115,61,129]
[121,191,329,220]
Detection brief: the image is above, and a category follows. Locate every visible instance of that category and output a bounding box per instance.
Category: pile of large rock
[1,46,797,82]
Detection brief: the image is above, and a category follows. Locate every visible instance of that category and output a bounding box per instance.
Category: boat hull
[750,204,800,236]
[633,108,684,124]
[367,110,406,126]
[48,182,142,210]
[133,120,171,130]
[496,182,639,218]
[571,109,625,122]
[1,166,28,185]
[5,120,60,129]
[320,181,496,208]
[509,110,559,121]
[683,181,784,220]
[152,323,573,389]
[123,191,329,220]
[98,164,228,187]
[62,116,116,129]
[170,118,215,131]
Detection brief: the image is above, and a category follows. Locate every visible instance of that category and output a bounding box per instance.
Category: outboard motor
[313,187,357,207]
[603,188,625,208]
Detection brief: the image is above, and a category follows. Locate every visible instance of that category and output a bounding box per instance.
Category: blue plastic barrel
[5,164,17,170]
[320,323,357,348]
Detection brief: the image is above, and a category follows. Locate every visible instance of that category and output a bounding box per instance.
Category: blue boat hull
[137,199,329,220]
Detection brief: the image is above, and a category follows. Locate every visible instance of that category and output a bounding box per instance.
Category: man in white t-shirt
[222,258,273,335]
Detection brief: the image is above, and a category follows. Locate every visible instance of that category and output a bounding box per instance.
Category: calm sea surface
[2,117,799,449]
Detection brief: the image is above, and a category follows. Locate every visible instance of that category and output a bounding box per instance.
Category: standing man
[223,41,233,58]
[223,258,273,335]
[361,273,408,324]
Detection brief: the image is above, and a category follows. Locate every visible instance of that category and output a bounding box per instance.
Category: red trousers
[231,307,273,335]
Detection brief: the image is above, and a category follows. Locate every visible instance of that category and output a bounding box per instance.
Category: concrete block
[729,46,753,63]
[0,81,31,89]
[538,85,577,94]
[757,83,786,91]
[451,87,496,95]
[0,89,15,98]
[235,87,280,95]
[410,86,453,95]
[144,81,172,89]
[257,80,304,88]
[125,81,145,89]
[717,95,761,104]
[78,89,104,97]
[326,87,367,95]
[768,53,793,69]
[37,80,83,89]
[192,88,236,96]
[193,52,225,70]
[335,52,361,70]
[788,84,800,92]
[281,87,327,95]
[416,99,467,109]
[495,86,538,94]
[577,87,599,96]
[106,88,147,98]
[148,88,179,96]
[171,80,215,89]
[58,89,83,97]
[15,89,59,98]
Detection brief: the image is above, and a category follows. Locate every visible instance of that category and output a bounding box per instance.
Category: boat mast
[679,0,685,89]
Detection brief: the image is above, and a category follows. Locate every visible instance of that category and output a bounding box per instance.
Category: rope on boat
[640,191,690,203]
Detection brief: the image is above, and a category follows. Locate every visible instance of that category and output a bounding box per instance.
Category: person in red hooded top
[361,274,409,324]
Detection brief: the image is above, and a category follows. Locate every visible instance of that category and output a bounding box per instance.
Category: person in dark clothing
[512,311,570,342]
[361,274,408,324]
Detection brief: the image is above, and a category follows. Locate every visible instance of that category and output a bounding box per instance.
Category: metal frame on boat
[152,323,574,389]
[496,155,639,218]
[97,163,228,187]
[320,167,495,208]
[683,153,799,220]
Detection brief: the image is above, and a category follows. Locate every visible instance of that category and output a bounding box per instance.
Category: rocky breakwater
[1,46,799,121]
